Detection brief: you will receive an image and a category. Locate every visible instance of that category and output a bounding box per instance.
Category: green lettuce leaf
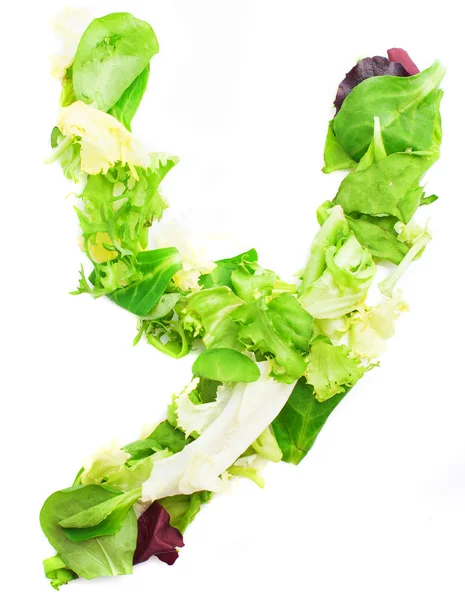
[109,248,182,316]
[272,378,349,464]
[231,294,313,383]
[40,485,137,580]
[105,456,155,491]
[230,266,277,302]
[186,286,245,350]
[305,339,369,401]
[108,65,150,131]
[299,233,376,319]
[332,61,446,161]
[59,487,141,543]
[75,247,183,317]
[347,294,408,359]
[300,205,350,292]
[192,348,260,383]
[346,214,408,265]
[76,153,178,258]
[333,149,439,223]
[323,120,357,174]
[73,12,159,112]
[199,249,258,289]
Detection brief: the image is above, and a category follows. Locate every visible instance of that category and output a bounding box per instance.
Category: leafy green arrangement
[41,12,445,589]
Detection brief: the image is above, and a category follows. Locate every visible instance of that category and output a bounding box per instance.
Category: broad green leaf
[108,65,150,131]
[333,61,445,161]
[192,348,260,382]
[59,486,140,531]
[346,215,408,265]
[272,379,349,464]
[267,294,313,352]
[334,149,439,223]
[40,485,137,580]
[61,496,140,543]
[109,248,182,316]
[73,13,159,112]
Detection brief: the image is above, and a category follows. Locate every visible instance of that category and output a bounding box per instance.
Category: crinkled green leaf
[231,295,311,383]
[77,153,178,259]
[300,205,350,292]
[305,339,369,401]
[300,233,376,319]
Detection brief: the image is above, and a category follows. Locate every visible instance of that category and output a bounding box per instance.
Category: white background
[2,1,464,598]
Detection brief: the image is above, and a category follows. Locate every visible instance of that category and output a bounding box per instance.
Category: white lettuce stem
[142,363,294,502]
[379,231,431,297]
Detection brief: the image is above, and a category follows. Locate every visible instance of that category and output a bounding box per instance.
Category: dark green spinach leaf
[272,379,349,464]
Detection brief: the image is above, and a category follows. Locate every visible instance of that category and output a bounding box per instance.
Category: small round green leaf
[192,348,260,383]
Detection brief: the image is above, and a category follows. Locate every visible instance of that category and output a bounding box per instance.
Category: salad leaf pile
[41,13,445,588]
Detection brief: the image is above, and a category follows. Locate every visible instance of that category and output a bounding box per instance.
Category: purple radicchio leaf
[133,501,184,566]
[387,48,420,76]
[334,55,410,113]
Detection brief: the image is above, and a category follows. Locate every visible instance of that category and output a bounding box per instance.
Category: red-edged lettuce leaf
[133,502,184,566]
[334,55,410,113]
[387,48,419,75]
